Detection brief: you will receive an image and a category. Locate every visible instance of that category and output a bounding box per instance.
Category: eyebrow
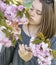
[32,5,42,12]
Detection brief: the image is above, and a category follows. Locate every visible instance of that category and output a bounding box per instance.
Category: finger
[25,45,29,50]
[25,45,32,52]
[21,44,26,53]
[19,44,26,54]
[18,49,22,55]
[25,44,27,48]
[25,46,29,50]
[25,45,30,49]
[18,48,33,62]
[19,44,23,51]
[25,45,29,51]
[18,50,23,57]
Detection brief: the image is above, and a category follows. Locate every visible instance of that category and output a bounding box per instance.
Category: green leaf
[45,39,51,47]
[17,34,23,41]
[36,32,45,41]
[25,11,30,19]
[4,0,10,4]
[2,29,17,46]
[0,10,5,19]
[32,38,42,44]
[15,1,22,6]
[3,0,22,5]
[12,34,16,46]
[52,50,56,58]
[22,8,25,12]
[2,29,11,37]
[0,21,13,31]
[0,20,6,26]
[17,11,23,18]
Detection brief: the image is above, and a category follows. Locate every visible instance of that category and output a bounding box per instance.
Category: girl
[0,0,56,65]
[12,0,56,65]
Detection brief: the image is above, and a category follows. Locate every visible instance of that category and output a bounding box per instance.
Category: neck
[23,24,40,37]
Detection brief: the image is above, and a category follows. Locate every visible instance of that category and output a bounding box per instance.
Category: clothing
[12,25,38,65]
[50,35,56,65]
[12,25,56,65]
[0,25,56,65]
[0,46,14,65]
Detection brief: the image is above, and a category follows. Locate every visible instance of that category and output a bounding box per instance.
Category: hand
[18,44,33,62]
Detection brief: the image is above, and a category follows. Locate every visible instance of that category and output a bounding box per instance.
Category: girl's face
[29,0,42,25]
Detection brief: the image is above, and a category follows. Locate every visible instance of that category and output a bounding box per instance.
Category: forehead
[32,0,42,11]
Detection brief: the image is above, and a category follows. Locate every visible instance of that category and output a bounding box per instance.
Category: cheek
[34,15,42,24]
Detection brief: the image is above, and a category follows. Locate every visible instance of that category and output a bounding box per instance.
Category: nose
[29,10,35,17]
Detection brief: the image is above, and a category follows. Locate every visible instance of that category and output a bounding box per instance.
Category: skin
[29,0,42,25]
[18,0,43,62]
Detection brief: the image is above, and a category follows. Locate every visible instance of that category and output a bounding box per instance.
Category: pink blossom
[4,4,17,22]
[29,41,53,65]
[0,1,6,12]
[3,38,12,47]
[20,14,27,23]
[17,5,24,11]
[0,1,27,24]
[0,30,6,41]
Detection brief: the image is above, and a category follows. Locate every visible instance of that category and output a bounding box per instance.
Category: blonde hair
[39,0,56,38]
[54,0,56,33]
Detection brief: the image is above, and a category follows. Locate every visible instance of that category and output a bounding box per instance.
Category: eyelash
[30,8,42,15]
[36,11,42,15]
[30,8,34,11]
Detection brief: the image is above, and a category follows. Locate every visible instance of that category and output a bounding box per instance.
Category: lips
[30,15,33,19]
[29,17,33,21]
[29,15,34,21]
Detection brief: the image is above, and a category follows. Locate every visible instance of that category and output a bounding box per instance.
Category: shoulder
[50,35,56,50]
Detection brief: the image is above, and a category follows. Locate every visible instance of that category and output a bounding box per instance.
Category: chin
[29,22,35,25]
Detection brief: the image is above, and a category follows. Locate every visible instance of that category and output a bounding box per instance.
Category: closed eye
[36,10,42,15]
[36,11,42,15]
[30,8,34,11]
